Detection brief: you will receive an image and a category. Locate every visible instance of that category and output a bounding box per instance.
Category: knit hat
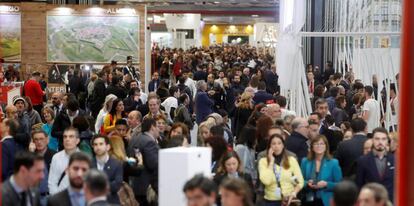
[13,96,26,105]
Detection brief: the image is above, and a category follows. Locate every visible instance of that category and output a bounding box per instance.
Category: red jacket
[24,79,44,105]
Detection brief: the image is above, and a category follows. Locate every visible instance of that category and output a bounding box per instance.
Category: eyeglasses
[313,143,326,147]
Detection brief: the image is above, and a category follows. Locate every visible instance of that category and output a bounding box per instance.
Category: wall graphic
[0,14,21,61]
[47,15,139,63]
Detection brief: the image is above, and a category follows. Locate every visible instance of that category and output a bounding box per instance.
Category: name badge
[275,187,282,198]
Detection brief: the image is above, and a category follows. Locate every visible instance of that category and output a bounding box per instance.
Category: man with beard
[47,152,92,206]
[356,127,395,202]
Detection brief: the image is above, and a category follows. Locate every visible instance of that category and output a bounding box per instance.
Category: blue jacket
[356,152,395,202]
[92,157,123,204]
[1,138,24,181]
[148,79,160,92]
[195,91,214,124]
[301,158,343,206]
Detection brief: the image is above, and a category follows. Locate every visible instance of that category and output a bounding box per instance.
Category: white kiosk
[159,147,212,206]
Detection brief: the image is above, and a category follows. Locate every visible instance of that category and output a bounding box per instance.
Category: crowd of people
[0,44,398,206]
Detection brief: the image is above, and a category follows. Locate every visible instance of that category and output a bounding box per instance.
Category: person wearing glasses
[300,135,342,206]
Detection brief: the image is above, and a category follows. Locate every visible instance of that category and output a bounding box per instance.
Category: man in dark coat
[335,118,368,178]
[356,127,395,202]
[285,117,310,161]
[264,64,280,95]
[195,80,214,124]
[127,118,160,206]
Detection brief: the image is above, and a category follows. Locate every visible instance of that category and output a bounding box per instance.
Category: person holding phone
[258,134,304,206]
[300,135,343,206]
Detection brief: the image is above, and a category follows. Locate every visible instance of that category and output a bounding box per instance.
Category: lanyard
[273,163,282,188]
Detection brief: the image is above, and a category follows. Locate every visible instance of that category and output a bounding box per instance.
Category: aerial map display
[47,15,139,63]
[0,14,21,61]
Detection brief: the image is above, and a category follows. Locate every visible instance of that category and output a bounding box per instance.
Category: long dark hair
[109,98,125,117]
[266,134,290,169]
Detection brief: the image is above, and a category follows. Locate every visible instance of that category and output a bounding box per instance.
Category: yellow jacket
[103,114,119,134]
[258,156,304,201]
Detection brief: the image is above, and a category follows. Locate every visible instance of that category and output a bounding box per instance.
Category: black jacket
[123,96,143,113]
[51,109,87,150]
[285,131,309,161]
[68,76,85,97]
[335,134,368,177]
[106,85,127,99]
[356,152,395,202]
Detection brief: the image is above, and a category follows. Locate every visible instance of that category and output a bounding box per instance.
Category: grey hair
[196,80,207,90]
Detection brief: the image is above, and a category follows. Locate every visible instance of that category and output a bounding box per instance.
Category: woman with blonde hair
[197,118,216,146]
[233,92,254,138]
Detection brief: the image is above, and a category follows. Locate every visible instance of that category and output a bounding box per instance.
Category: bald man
[51,92,64,116]
[285,117,310,161]
[127,111,142,138]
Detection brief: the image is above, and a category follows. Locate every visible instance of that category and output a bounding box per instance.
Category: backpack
[118,181,139,206]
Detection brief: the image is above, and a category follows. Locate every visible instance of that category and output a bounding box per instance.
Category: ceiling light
[252,15,259,18]
[214,1,220,4]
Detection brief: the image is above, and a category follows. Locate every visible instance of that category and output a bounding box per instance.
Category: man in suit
[51,92,64,117]
[356,127,395,202]
[47,152,92,206]
[148,72,160,92]
[195,80,214,124]
[335,118,368,178]
[91,135,123,204]
[2,151,45,206]
[84,169,110,206]
[1,118,25,181]
[264,64,280,95]
[127,118,160,206]
[285,117,310,161]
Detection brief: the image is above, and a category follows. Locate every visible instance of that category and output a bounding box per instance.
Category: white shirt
[161,97,178,122]
[184,78,197,99]
[96,154,109,171]
[48,149,78,194]
[363,98,381,133]
[140,92,148,105]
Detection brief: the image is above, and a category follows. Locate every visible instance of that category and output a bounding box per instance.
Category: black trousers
[303,198,323,206]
